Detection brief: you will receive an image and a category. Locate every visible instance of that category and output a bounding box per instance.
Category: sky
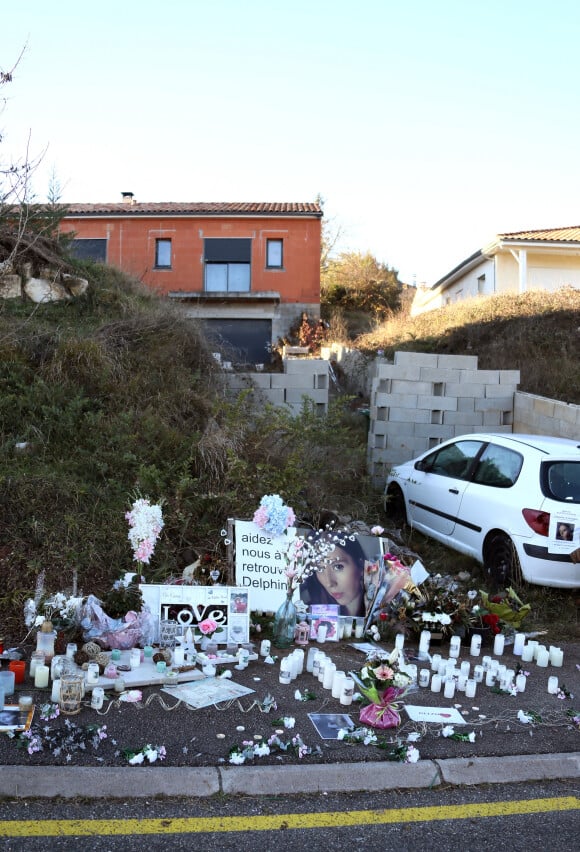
[2,0,580,286]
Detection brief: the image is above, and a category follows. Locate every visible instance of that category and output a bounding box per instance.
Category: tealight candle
[470,634,482,656]
[493,634,505,656]
[547,675,559,694]
[513,633,525,656]
[430,674,442,693]
[155,661,167,674]
[339,677,355,706]
[465,679,477,698]
[34,664,49,688]
[521,644,534,663]
[143,645,154,659]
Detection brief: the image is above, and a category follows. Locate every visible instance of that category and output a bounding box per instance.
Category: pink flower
[198,618,218,636]
[252,506,269,529]
[373,665,394,681]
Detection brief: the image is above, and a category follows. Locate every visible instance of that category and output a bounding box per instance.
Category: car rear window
[471,443,523,488]
[542,461,580,503]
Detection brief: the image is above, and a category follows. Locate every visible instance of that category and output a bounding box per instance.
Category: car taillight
[522,509,550,536]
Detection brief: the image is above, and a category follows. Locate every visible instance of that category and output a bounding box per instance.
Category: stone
[0,274,22,299]
[23,276,71,303]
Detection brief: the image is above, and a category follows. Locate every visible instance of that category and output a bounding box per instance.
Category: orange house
[60,195,323,363]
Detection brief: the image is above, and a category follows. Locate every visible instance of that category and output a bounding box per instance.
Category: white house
[411,226,580,316]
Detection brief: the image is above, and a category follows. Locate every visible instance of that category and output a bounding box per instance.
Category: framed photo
[0,704,34,732]
[308,712,355,740]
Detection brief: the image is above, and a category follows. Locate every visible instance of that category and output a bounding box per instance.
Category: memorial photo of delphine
[308,712,355,740]
[548,511,580,552]
[298,529,388,620]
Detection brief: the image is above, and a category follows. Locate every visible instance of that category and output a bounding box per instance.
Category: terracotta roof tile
[499,226,580,243]
[63,201,323,218]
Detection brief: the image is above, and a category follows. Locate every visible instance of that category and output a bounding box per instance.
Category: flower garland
[228,733,321,764]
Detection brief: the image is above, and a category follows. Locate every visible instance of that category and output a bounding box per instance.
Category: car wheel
[384,484,407,525]
[484,532,522,587]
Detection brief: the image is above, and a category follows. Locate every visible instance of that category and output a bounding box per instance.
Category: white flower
[294,690,302,700]
[517,710,533,724]
[253,743,270,757]
[337,729,347,740]
[468,732,476,743]
[129,753,145,765]
[467,590,477,600]
[441,726,455,738]
[219,670,232,679]
[229,752,245,764]
[371,526,384,536]
[145,748,158,763]
[360,666,370,680]
[407,732,421,742]
[406,746,420,763]
[393,672,410,687]
[283,717,295,729]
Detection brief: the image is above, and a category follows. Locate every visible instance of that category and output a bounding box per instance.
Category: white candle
[533,643,546,661]
[260,640,271,657]
[444,679,455,698]
[547,675,559,694]
[457,674,468,692]
[482,655,492,671]
[91,687,104,710]
[513,633,525,656]
[51,679,61,703]
[485,670,496,686]
[331,670,346,699]
[342,619,353,638]
[317,658,327,683]
[339,677,354,706]
[306,647,318,672]
[323,662,336,690]
[521,644,534,663]
[395,633,405,651]
[549,647,563,667]
[493,634,505,656]
[317,624,328,643]
[312,652,325,678]
[527,640,539,659]
[294,649,305,675]
[354,619,365,639]
[465,679,476,698]
[34,664,49,688]
[460,661,471,676]
[173,646,184,666]
[515,674,526,692]
[419,630,431,653]
[470,634,482,656]
[418,668,430,687]
[430,674,442,693]
[473,664,484,683]
[537,648,549,667]
[430,653,442,672]
[449,636,461,659]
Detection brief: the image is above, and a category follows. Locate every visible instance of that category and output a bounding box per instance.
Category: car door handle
[449,488,459,494]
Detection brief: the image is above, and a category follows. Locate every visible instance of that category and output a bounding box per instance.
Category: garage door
[203,319,272,365]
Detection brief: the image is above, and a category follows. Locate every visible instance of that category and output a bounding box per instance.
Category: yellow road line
[0,797,578,837]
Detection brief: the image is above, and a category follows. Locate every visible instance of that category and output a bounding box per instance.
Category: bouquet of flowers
[253,494,296,538]
[478,587,531,632]
[126,497,164,567]
[350,648,412,729]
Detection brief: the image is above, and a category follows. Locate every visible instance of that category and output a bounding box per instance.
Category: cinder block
[394,351,439,367]
[485,385,517,399]
[557,403,578,425]
[441,382,485,398]
[458,369,500,384]
[499,370,521,385]
[270,374,293,388]
[285,388,327,405]
[388,408,432,424]
[436,353,479,369]
[391,380,434,395]
[475,397,515,412]
[263,389,286,405]
[284,358,328,375]
[443,411,484,427]
[374,392,419,409]
[482,411,502,426]
[374,364,423,381]
[532,397,556,417]
[416,396,458,411]
[249,373,273,389]
[457,398,476,412]
[413,424,455,439]
[419,367,463,383]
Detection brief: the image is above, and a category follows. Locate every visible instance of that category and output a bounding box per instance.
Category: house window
[155,238,172,269]
[266,238,283,268]
[477,274,486,295]
[70,238,107,262]
[204,238,251,292]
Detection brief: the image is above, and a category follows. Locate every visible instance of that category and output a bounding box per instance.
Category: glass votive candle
[114,677,126,694]
[443,679,456,699]
[0,669,15,696]
[51,678,61,703]
[111,649,122,663]
[260,640,271,657]
[172,646,185,667]
[9,660,25,686]
[91,687,105,710]
[317,624,328,643]
[30,651,45,679]
[473,665,484,683]
[86,662,100,685]
[430,653,442,672]
[155,660,167,674]
[143,645,154,659]
[418,668,430,687]
[34,664,50,688]
[521,644,534,663]
[19,694,33,714]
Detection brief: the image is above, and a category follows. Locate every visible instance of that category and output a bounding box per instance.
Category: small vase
[272,594,297,649]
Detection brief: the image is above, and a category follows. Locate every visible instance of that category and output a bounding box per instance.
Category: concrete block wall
[367,351,520,487]
[225,359,329,415]
[514,392,580,439]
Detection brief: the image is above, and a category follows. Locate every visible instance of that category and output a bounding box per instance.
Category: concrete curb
[2,753,579,799]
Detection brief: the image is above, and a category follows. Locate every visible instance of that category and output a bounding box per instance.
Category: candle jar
[493,634,505,656]
[59,674,84,715]
[34,664,50,689]
[18,694,33,715]
[547,675,559,694]
[469,634,482,657]
[65,643,78,660]
[86,662,100,685]
[0,669,16,696]
[419,668,430,687]
[155,660,167,674]
[515,674,526,692]
[104,662,118,679]
[317,624,328,643]
[30,651,45,679]
[91,687,105,710]
[172,646,185,667]
[306,646,318,672]
[114,677,126,694]
[521,644,534,663]
[339,677,355,706]
[331,670,346,699]
[36,622,57,663]
[473,664,484,683]
[443,678,456,699]
[110,649,122,663]
[419,630,431,653]
[430,674,442,693]
[513,633,525,656]
[51,678,61,703]
[549,647,563,667]
[465,679,477,698]
[449,636,461,659]
[536,648,549,667]
[159,619,180,650]
[323,662,336,690]
[8,660,25,686]
[143,645,154,660]
[260,640,271,657]
[354,618,365,639]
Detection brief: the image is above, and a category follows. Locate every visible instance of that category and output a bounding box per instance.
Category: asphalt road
[0,779,578,851]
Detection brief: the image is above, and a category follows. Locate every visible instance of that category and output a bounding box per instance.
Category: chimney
[121,191,135,204]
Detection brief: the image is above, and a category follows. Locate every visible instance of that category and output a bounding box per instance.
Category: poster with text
[234,519,298,610]
[548,509,580,554]
[139,584,250,644]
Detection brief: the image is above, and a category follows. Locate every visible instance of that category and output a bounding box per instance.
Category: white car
[384,433,580,588]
